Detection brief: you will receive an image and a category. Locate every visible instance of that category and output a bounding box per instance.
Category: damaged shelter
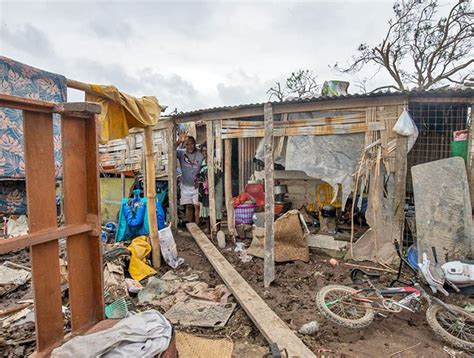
[1,55,474,357]
[169,88,474,284]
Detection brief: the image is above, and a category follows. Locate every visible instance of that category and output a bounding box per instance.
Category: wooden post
[207,122,217,234]
[238,138,244,193]
[143,126,160,268]
[24,111,64,351]
[167,123,178,229]
[393,134,408,244]
[264,103,275,288]
[62,113,104,333]
[224,139,236,239]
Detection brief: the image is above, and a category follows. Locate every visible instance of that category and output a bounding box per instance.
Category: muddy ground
[174,229,472,357]
[1,231,471,357]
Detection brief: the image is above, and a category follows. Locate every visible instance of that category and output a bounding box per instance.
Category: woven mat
[175,331,233,358]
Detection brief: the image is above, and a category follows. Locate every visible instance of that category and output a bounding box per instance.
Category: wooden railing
[0,94,104,356]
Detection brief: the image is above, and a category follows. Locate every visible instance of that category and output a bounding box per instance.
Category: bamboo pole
[143,126,160,268]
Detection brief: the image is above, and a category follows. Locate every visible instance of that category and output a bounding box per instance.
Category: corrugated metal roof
[171,87,474,118]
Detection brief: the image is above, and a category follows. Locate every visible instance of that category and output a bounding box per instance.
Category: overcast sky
[1,0,404,113]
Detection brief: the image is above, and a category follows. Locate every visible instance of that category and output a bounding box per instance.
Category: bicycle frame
[352,285,422,313]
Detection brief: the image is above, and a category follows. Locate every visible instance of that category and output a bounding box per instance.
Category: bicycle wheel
[316,284,375,329]
[426,304,474,351]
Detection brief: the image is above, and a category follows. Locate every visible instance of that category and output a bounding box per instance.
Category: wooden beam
[224,139,236,239]
[167,124,178,229]
[186,223,315,358]
[83,113,105,323]
[393,135,408,244]
[207,122,217,233]
[238,138,244,193]
[62,114,104,333]
[23,111,64,352]
[263,103,275,288]
[0,93,56,113]
[0,94,102,116]
[143,126,160,268]
[408,97,473,104]
[215,120,223,171]
[222,113,365,129]
[0,224,93,254]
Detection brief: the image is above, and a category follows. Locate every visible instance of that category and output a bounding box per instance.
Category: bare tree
[267,81,286,102]
[334,0,473,91]
[267,70,319,101]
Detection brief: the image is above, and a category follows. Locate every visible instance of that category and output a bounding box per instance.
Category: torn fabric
[85,85,161,143]
[51,310,172,358]
[345,165,397,264]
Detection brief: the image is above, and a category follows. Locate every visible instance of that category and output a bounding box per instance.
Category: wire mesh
[406,102,470,201]
[403,102,470,247]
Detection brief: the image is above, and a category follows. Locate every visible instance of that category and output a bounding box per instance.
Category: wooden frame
[0,94,103,356]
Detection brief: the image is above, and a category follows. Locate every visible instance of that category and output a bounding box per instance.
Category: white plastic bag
[392,110,419,152]
[159,226,184,269]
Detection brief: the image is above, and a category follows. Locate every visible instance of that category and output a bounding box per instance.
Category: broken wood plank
[221,121,385,139]
[0,223,93,254]
[186,223,315,358]
[23,110,64,352]
[222,113,365,129]
[263,103,275,288]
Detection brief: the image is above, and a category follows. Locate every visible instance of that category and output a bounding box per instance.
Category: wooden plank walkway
[186,223,316,358]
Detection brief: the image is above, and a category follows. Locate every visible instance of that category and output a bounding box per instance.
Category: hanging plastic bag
[392,110,419,152]
[127,236,157,282]
[159,225,184,269]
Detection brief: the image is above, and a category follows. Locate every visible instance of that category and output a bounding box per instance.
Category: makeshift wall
[100,177,134,223]
[99,128,170,177]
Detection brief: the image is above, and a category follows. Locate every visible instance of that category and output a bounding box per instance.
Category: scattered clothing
[116,198,165,242]
[127,236,157,282]
[51,310,172,358]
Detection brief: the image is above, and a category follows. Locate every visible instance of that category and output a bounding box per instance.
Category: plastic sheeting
[412,157,473,264]
[285,133,364,206]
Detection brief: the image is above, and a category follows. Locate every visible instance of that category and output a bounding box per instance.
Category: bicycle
[316,277,474,351]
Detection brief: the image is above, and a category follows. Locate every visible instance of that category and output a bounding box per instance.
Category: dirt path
[175,229,471,357]
[1,232,470,357]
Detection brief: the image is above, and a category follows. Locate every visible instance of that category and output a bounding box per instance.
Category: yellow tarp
[127,236,157,282]
[85,84,161,143]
